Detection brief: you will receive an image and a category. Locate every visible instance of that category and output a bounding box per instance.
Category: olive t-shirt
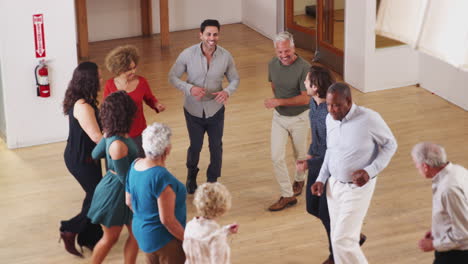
[268,56,310,116]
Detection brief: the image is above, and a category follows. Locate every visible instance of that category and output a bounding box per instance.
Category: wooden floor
[1,23,467,263]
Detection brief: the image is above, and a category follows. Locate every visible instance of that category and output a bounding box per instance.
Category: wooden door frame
[75,0,169,59]
[284,0,317,36]
[317,0,344,56]
[283,0,342,56]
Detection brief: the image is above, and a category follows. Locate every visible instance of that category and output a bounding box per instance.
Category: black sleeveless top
[64,103,100,165]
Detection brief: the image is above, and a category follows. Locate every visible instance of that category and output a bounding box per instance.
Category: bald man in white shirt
[312,82,397,264]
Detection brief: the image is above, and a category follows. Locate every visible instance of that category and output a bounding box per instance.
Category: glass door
[284,0,318,54]
[315,0,344,74]
[284,0,344,74]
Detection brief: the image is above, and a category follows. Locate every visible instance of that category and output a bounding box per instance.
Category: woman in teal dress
[87,91,139,264]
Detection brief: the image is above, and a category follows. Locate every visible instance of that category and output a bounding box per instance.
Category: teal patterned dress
[87,135,138,227]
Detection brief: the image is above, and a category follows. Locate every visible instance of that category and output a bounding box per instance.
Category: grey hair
[411,142,447,167]
[327,82,352,100]
[142,122,172,159]
[273,31,295,48]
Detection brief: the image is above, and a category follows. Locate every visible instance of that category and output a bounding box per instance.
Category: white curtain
[376,0,468,71]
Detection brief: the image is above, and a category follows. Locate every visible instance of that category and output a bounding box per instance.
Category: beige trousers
[271,109,309,197]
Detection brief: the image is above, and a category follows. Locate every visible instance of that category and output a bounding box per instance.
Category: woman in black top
[60,62,103,257]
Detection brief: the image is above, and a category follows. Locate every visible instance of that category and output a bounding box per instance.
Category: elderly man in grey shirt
[312,82,398,264]
[169,19,239,194]
[412,142,468,264]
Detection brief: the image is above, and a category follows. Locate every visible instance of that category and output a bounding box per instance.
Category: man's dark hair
[200,19,220,33]
[327,82,352,100]
[309,65,335,99]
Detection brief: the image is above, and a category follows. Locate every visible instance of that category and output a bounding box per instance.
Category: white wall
[0,0,77,148]
[242,0,278,39]
[87,0,141,42]
[367,46,419,92]
[0,1,6,140]
[87,0,242,42]
[277,0,285,33]
[419,54,468,110]
[0,59,6,140]
[345,0,418,92]
[344,0,368,90]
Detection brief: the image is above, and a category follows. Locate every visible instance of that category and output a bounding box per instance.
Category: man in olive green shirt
[264,31,310,211]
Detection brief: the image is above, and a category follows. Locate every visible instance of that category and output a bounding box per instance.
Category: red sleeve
[140,77,159,109]
[103,79,115,99]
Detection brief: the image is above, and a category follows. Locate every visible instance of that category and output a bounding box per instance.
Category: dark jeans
[306,156,333,260]
[184,107,224,182]
[61,157,103,247]
[434,250,468,264]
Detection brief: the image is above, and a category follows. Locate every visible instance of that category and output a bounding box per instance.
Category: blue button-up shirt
[308,98,328,158]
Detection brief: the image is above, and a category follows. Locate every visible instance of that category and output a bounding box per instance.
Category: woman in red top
[104,45,166,157]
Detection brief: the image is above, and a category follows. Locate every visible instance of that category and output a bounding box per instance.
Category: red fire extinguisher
[35,60,50,97]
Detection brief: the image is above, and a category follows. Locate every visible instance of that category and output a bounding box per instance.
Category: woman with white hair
[125,122,186,264]
[183,182,239,264]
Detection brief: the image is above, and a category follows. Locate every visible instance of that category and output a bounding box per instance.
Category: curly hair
[142,123,172,159]
[105,45,140,76]
[100,91,137,137]
[193,182,232,219]
[308,65,335,99]
[62,62,100,115]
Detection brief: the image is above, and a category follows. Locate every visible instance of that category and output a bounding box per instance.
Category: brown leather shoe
[268,196,297,211]
[293,181,305,196]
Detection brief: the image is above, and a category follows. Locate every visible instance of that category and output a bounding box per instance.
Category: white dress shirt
[317,103,397,183]
[183,217,232,264]
[431,162,468,251]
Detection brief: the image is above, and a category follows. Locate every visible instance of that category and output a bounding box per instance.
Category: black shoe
[207,177,218,183]
[186,177,197,194]
[186,168,199,194]
[77,223,102,252]
[359,233,367,246]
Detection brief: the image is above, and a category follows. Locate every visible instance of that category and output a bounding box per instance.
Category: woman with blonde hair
[104,45,166,157]
[183,182,239,264]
